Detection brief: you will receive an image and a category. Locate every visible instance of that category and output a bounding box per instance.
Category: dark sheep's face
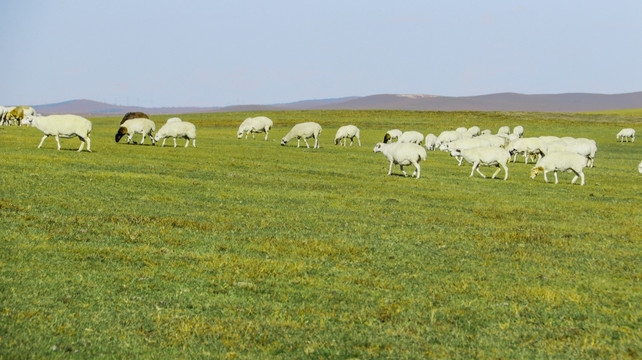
[115,127,127,143]
[383,133,391,143]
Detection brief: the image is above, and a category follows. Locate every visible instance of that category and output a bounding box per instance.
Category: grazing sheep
[383,129,402,143]
[450,146,510,180]
[555,138,597,168]
[334,125,361,146]
[424,133,437,151]
[21,115,92,152]
[507,137,548,163]
[120,112,149,125]
[154,121,196,147]
[398,130,424,145]
[435,130,462,148]
[237,116,273,140]
[530,152,588,185]
[5,106,35,126]
[281,122,322,148]
[476,134,509,148]
[440,138,492,165]
[373,142,427,179]
[480,129,492,135]
[115,118,156,145]
[617,128,635,142]
[498,126,510,135]
[455,127,468,133]
[512,125,524,138]
[165,117,182,124]
[466,126,481,137]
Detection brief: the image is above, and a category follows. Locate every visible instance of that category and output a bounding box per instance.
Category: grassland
[0,110,640,359]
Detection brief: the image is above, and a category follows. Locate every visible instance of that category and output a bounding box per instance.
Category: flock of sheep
[3,107,640,183]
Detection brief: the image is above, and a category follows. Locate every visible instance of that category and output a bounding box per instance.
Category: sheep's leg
[475,167,487,178]
[192,139,196,147]
[412,161,420,179]
[54,135,61,150]
[579,171,585,185]
[554,171,559,184]
[184,139,189,147]
[77,137,85,152]
[37,135,48,149]
[491,166,501,179]
[501,163,508,180]
[314,135,319,149]
[85,137,91,152]
[357,137,361,146]
[543,170,549,183]
[400,165,408,177]
[303,138,310,148]
[173,138,177,147]
[161,138,166,147]
[469,162,478,177]
[297,138,301,148]
[457,156,463,166]
[140,134,145,144]
[388,161,394,175]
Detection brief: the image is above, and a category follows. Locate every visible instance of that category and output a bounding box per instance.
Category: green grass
[1,110,640,358]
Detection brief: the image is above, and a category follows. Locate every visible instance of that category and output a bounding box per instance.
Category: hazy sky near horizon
[2,0,641,107]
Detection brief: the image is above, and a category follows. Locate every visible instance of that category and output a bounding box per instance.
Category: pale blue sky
[2,0,641,107]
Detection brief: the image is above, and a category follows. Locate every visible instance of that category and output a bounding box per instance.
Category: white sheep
[450,146,510,180]
[554,138,597,168]
[617,128,635,142]
[480,129,492,135]
[237,116,273,140]
[165,117,182,124]
[530,152,588,185]
[455,127,468,133]
[21,114,92,152]
[398,130,424,145]
[440,138,493,165]
[512,125,524,138]
[154,121,197,147]
[383,129,402,143]
[281,122,322,148]
[466,126,481,137]
[435,130,462,148]
[334,125,361,146]
[115,118,156,145]
[476,134,509,148]
[497,126,511,135]
[424,133,437,151]
[373,142,427,179]
[507,137,548,163]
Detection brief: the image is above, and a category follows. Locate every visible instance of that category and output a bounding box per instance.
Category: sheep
[512,125,524,138]
[507,137,548,163]
[617,128,635,142]
[455,127,468,133]
[466,126,481,137]
[552,138,597,168]
[480,129,492,135]
[154,121,196,147]
[334,125,361,146]
[21,114,92,152]
[373,142,427,179]
[383,129,402,143]
[476,134,509,148]
[281,122,322,148]
[440,138,493,165]
[450,146,510,180]
[120,112,149,125]
[497,126,510,135]
[237,116,273,140]
[435,130,462,148]
[5,106,35,126]
[424,133,437,151]
[398,130,424,145]
[165,117,182,124]
[115,118,156,145]
[530,152,588,185]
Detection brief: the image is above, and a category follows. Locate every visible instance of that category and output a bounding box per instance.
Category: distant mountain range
[31,92,642,116]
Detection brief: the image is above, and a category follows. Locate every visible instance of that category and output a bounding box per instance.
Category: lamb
[334,125,361,146]
[115,118,156,145]
[617,128,635,142]
[450,146,510,180]
[383,129,402,143]
[21,114,92,152]
[154,121,196,147]
[424,133,437,150]
[237,116,273,140]
[398,130,424,145]
[530,152,588,185]
[373,142,427,179]
[281,122,322,148]
[120,112,149,125]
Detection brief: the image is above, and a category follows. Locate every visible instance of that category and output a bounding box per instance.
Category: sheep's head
[20,115,34,127]
[383,133,391,143]
[280,138,288,146]
[237,131,244,139]
[530,166,544,179]
[449,149,461,158]
[373,143,384,153]
[115,127,127,143]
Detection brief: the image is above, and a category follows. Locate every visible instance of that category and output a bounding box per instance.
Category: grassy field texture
[1,110,640,359]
